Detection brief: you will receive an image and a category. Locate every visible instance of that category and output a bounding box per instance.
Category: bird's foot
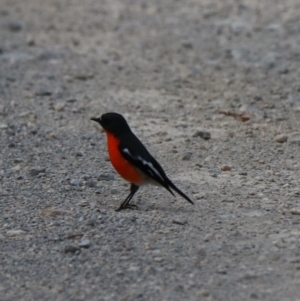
[115,204,138,212]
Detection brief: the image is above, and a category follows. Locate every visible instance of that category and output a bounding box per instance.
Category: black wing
[119,134,172,189]
[119,133,194,205]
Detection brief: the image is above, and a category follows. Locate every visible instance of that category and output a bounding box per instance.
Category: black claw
[116,184,140,212]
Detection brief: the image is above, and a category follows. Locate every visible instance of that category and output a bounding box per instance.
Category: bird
[91,112,194,211]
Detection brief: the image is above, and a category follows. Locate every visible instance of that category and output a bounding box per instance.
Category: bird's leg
[116,184,139,211]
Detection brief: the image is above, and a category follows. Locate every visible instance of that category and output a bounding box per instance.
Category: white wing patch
[123,148,131,156]
[121,148,164,183]
[138,156,164,182]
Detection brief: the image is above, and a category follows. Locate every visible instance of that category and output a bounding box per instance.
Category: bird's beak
[90,117,101,123]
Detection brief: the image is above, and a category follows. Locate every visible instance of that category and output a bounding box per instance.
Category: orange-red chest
[106,132,145,185]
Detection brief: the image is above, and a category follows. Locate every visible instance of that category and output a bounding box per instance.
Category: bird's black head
[91,112,131,136]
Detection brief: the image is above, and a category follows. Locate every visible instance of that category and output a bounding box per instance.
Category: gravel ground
[1,0,300,300]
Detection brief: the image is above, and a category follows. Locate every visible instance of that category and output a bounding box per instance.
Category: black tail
[166,179,194,205]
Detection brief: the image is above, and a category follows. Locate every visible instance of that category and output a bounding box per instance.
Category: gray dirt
[1,0,300,300]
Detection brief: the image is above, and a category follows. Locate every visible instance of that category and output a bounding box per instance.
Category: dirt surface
[1,0,300,300]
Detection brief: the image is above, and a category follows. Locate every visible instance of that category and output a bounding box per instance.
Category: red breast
[105,131,145,185]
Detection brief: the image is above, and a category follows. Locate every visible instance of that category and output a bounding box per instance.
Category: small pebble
[46,132,56,140]
[97,174,115,181]
[172,219,188,225]
[6,229,25,237]
[153,257,164,262]
[209,169,219,178]
[274,134,288,143]
[0,124,8,129]
[26,35,35,46]
[79,239,91,248]
[79,200,88,207]
[0,105,5,115]
[193,130,211,140]
[221,165,231,171]
[86,219,97,227]
[285,256,300,263]
[14,158,23,164]
[273,239,286,248]
[40,208,73,217]
[70,179,81,186]
[30,167,46,176]
[216,267,227,274]
[67,233,84,239]
[181,40,193,49]
[64,245,81,254]
[289,137,300,145]
[35,88,52,96]
[250,293,259,299]
[198,289,209,297]
[182,152,193,161]
[66,98,77,103]
[290,208,300,215]
[7,20,22,32]
[0,189,9,196]
[73,72,94,81]
[86,180,96,188]
[54,102,65,111]
[111,189,118,194]
[6,128,15,135]
[11,164,21,171]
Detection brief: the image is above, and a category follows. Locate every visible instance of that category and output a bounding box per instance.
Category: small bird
[91,112,194,211]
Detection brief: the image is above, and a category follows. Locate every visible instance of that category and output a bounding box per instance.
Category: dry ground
[1,0,300,300]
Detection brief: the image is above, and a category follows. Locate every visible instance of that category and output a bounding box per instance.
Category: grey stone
[79,239,91,248]
[0,123,8,129]
[216,266,227,274]
[70,179,82,186]
[6,229,25,237]
[209,169,219,178]
[289,137,300,145]
[35,88,52,96]
[7,20,22,32]
[64,245,81,254]
[274,134,288,143]
[0,189,9,196]
[53,102,65,112]
[221,165,231,171]
[182,152,193,161]
[111,189,118,194]
[30,167,46,176]
[97,174,115,181]
[0,105,5,115]
[86,180,96,187]
[193,130,211,140]
[86,219,97,226]
[290,207,300,215]
[172,219,188,225]
[66,98,77,103]
[13,158,23,163]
